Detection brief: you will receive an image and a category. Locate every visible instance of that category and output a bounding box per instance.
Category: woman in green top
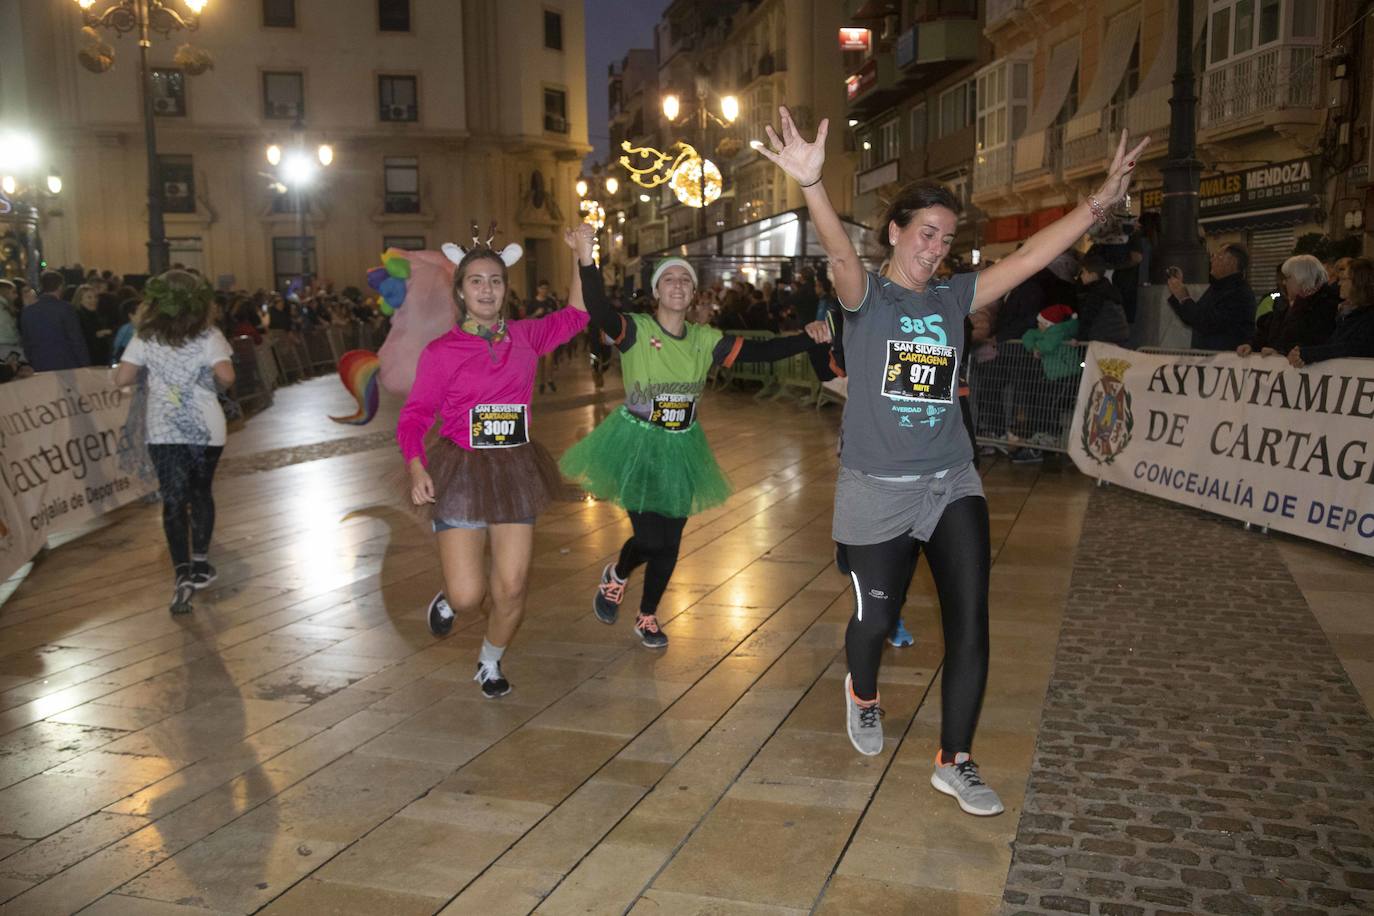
[560,225,830,648]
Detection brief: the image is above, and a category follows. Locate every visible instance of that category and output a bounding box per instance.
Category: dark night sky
[584,0,672,166]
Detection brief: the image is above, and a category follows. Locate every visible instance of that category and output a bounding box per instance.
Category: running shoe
[834,543,851,577]
[473,660,511,699]
[931,751,1005,816]
[843,673,883,756]
[593,563,624,625]
[888,617,914,648]
[634,614,669,648]
[427,592,455,637]
[190,561,217,590]
[1009,447,1043,464]
[169,570,195,616]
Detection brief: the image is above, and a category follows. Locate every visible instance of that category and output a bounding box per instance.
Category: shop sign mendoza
[1069,344,1374,557]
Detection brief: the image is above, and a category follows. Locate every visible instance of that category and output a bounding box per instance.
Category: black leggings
[148,444,223,571]
[615,511,688,617]
[843,495,990,755]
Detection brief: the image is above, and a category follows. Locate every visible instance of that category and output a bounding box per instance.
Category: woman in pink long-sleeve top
[396,229,587,699]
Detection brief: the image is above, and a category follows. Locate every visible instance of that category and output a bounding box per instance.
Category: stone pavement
[0,367,1371,915]
[1003,485,1374,916]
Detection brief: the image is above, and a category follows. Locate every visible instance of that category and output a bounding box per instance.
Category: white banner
[0,368,156,581]
[1069,344,1374,557]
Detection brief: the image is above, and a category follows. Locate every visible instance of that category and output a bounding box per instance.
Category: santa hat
[1037,304,1075,328]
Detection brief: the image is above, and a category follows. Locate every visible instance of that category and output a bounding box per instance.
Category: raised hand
[755,106,829,188]
[803,320,832,344]
[1093,130,1151,208]
[567,223,596,263]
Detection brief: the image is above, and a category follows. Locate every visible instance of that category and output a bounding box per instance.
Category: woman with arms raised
[757,106,1147,816]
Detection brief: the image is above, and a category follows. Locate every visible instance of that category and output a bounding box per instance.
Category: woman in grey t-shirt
[757,106,1147,816]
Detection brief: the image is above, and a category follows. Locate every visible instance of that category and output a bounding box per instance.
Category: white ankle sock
[479,639,506,667]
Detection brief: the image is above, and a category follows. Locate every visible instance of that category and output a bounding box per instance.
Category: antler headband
[443,220,523,268]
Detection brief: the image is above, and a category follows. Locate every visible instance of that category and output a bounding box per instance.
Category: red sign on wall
[839,28,871,52]
[846,59,878,101]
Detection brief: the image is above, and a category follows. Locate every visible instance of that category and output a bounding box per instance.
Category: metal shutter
[1247,227,1294,292]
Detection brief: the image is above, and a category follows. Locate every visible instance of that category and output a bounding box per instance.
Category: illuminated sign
[846,60,878,101]
[839,28,871,52]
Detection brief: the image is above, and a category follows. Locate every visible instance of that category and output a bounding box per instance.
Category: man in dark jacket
[20,271,90,371]
[1165,244,1256,350]
[1076,252,1131,346]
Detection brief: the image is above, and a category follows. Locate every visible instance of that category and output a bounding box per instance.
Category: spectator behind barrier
[1165,244,1256,351]
[1289,257,1374,368]
[20,270,90,371]
[1240,255,1337,358]
[1075,252,1131,347]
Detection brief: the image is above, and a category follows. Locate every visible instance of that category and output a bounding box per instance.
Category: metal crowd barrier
[968,339,1087,454]
[228,336,273,414]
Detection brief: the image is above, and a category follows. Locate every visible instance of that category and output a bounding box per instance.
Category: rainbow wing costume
[331,247,458,424]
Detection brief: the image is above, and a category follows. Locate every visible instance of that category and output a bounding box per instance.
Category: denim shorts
[433,516,535,532]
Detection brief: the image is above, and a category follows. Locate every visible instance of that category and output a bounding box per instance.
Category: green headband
[145,275,213,318]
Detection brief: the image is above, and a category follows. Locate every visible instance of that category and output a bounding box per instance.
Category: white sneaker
[843,674,883,756]
[931,751,1004,816]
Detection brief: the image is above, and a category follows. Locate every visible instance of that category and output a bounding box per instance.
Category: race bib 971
[882,340,957,403]
[469,404,529,448]
[648,393,697,431]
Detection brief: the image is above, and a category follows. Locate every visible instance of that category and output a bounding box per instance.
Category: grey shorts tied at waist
[831,461,984,545]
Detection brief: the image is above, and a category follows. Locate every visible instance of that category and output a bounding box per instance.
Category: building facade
[973,0,1364,283]
[0,0,590,297]
[590,0,859,290]
[843,0,989,264]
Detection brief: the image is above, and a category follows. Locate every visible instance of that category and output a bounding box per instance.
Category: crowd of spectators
[0,264,391,388]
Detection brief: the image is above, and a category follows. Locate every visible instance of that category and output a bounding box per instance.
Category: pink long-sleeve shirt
[396,307,589,464]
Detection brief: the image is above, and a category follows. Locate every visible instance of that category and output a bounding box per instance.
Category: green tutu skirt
[560,406,732,518]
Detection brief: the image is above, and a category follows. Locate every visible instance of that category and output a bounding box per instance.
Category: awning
[1138,0,1209,93]
[1198,203,1322,234]
[1067,11,1141,139]
[1022,39,1080,137]
[640,207,887,271]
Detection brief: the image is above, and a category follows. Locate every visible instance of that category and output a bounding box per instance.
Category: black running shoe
[593,563,624,625]
[473,661,511,698]
[634,614,669,649]
[427,592,455,636]
[170,571,195,615]
[190,561,217,590]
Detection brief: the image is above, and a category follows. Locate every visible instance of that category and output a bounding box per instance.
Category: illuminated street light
[662,93,681,122]
[317,144,333,166]
[575,178,589,198]
[266,144,282,166]
[281,150,319,189]
[639,193,651,203]
[720,95,740,124]
[1,176,15,196]
[604,176,619,196]
[46,175,63,194]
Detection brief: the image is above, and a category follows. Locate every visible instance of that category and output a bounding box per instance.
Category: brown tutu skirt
[410,436,563,525]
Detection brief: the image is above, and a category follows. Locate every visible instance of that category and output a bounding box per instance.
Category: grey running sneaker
[169,571,195,615]
[844,673,883,756]
[931,752,1005,816]
[473,661,511,699]
[634,614,669,648]
[594,563,624,624]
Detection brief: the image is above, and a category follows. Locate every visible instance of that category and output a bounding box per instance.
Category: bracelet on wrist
[1086,195,1107,224]
[799,176,822,188]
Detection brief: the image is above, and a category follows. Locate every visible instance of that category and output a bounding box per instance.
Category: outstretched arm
[562,227,586,313]
[972,131,1150,312]
[756,107,866,311]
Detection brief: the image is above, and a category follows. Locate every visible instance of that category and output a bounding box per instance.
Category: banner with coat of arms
[1068,343,1374,558]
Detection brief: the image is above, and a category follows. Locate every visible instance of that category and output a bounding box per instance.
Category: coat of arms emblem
[1081,358,1133,464]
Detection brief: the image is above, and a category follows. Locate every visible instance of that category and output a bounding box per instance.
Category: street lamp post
[265,138,333,291]
[660,76,739,240]
[0,130,64,286]
[75,0,207,277]
[1157,0,1209,283]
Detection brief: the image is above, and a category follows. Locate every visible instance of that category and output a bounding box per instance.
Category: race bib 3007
[882,340,957,404]
[469,404,529,448]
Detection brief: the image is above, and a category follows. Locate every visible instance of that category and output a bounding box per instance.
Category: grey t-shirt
[839,270,977,476]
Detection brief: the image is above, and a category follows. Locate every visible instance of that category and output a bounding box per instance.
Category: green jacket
[1022,317,1081,381]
